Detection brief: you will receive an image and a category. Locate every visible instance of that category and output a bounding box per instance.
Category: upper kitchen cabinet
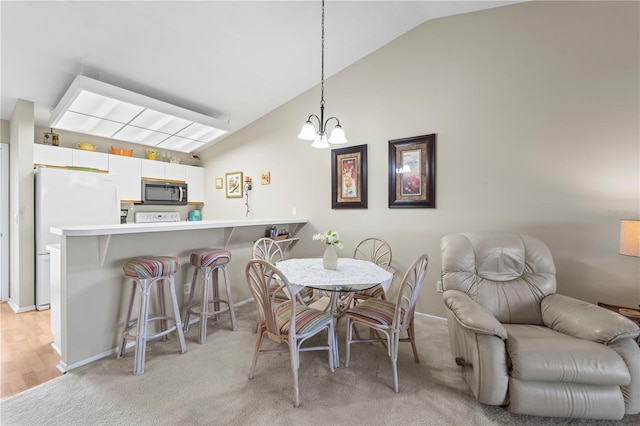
[34,144,108,171]
[34,144,72,168]
[109,155,142,202]
[185,166,205,203]
[141,159,186,182]
[72,150,109,171]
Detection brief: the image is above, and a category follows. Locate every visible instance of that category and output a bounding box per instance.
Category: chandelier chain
[320,0,325,106]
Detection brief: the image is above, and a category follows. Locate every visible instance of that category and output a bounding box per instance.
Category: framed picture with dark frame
[331,144,368,209]
[225,171,243,198]
[388,134,436,208]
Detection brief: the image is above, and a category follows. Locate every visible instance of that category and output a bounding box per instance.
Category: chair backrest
[253,237,284,264]
[245,259,296,338]
[392,254,429,331]
[353,237,392,271]
[440,232,557,325]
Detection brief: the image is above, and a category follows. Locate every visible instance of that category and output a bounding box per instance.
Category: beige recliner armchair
[441,232,640,420]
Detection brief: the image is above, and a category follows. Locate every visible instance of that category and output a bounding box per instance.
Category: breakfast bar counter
[49,218,307,373]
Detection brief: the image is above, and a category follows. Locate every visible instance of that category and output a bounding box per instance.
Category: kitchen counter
[51,218,306,237]
[50,218,307,373]
[51,218,307,267]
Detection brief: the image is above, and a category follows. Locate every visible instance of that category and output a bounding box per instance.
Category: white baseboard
[7,298,35,313]
[414,311,447,323]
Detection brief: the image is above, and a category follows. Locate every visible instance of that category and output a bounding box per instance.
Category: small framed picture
[225,171,243,198]
[260,172,271,185]
[388,134,436,208]
[215,177,223,189]
[331,144,367,209]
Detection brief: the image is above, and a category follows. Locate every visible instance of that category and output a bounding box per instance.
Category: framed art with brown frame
[225,171,243,198]
[388,134,436,208]
[331,144,367,209]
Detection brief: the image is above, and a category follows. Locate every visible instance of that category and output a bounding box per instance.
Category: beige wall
[200,1,640,316]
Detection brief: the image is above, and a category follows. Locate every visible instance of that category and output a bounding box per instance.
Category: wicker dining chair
[351,237,393,304]
[245,259,335,407]
[344,254,429,392]
[251,238,315,335]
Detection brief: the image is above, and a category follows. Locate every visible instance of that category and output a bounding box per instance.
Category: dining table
[275,257,393,366]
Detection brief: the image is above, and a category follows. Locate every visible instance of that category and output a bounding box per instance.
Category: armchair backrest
[441,232,556,325]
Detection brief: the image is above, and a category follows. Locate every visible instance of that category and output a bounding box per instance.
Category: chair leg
[345,318,353,368]
[199,266,210,344]
[157,279,168,340]
[249,329,265,379]
[211,267,221,321]
[168,275,187,354]
[328,322,335,372]
[118,279,137,358]
[289,341,300,408]
[133,279,150,375]
[391,332,400,393]
[221,265,237,330]
[408,318,420,363]
[183,267,199,332]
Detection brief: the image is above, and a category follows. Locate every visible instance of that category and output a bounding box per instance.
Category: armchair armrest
[542,293,640,344]
[443,290,507,340]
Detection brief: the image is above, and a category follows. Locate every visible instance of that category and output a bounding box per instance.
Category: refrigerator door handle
[38,252,50,256]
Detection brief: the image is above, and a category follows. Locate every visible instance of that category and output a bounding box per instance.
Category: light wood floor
[1,302,62,399]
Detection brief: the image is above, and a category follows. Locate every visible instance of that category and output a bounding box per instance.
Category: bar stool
[118,256,187,375]
[184,249,237,343]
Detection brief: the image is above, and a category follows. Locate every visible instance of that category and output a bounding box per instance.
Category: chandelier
[298,0,347,148]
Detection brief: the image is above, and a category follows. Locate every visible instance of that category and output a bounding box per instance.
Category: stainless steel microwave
[141,179,188,205]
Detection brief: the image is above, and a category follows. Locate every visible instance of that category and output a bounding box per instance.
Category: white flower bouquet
[312,230,344,249]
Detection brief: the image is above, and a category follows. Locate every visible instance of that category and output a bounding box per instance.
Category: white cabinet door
[165,163,186,182]
[109,155,142,202]
[140,159,165,179]
[34,144,73,167]
[185,166,205,203]
[72,150,109,170]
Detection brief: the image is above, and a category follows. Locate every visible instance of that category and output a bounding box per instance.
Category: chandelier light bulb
[328,125,347,144]
[311,133,330,149]
[298,121,317,140]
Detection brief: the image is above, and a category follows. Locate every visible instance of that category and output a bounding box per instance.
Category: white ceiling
[1,1,522,152]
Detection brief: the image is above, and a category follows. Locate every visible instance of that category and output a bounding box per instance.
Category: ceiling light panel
[177,122,227,142]
[69,91,144,123]
[157,136,205,153]
[50,75,230,153]
[130,109,192,134]
[113,125,171,146]
[54,111,125,138]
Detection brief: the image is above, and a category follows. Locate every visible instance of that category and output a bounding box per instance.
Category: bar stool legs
[184,249,237,343]
[118,256,186,375]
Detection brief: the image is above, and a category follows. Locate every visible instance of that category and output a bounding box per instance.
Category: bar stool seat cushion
[123,256,180,279]
[190,249,231,268]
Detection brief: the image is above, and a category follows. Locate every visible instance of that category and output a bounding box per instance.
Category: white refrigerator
[35,167,120,310]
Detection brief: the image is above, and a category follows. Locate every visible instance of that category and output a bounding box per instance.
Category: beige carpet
[1,304,638,425]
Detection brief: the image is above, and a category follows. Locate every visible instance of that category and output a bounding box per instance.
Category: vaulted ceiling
[1,1,523,151]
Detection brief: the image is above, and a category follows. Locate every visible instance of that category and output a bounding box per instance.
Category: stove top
[134,211,181,223]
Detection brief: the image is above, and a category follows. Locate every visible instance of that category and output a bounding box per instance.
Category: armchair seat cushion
[505,324,630,386]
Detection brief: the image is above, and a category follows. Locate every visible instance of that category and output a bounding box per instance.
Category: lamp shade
[298,121,317,141]
[328,125,347,144]
[311,134,329,149]
[619,219,640,257]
